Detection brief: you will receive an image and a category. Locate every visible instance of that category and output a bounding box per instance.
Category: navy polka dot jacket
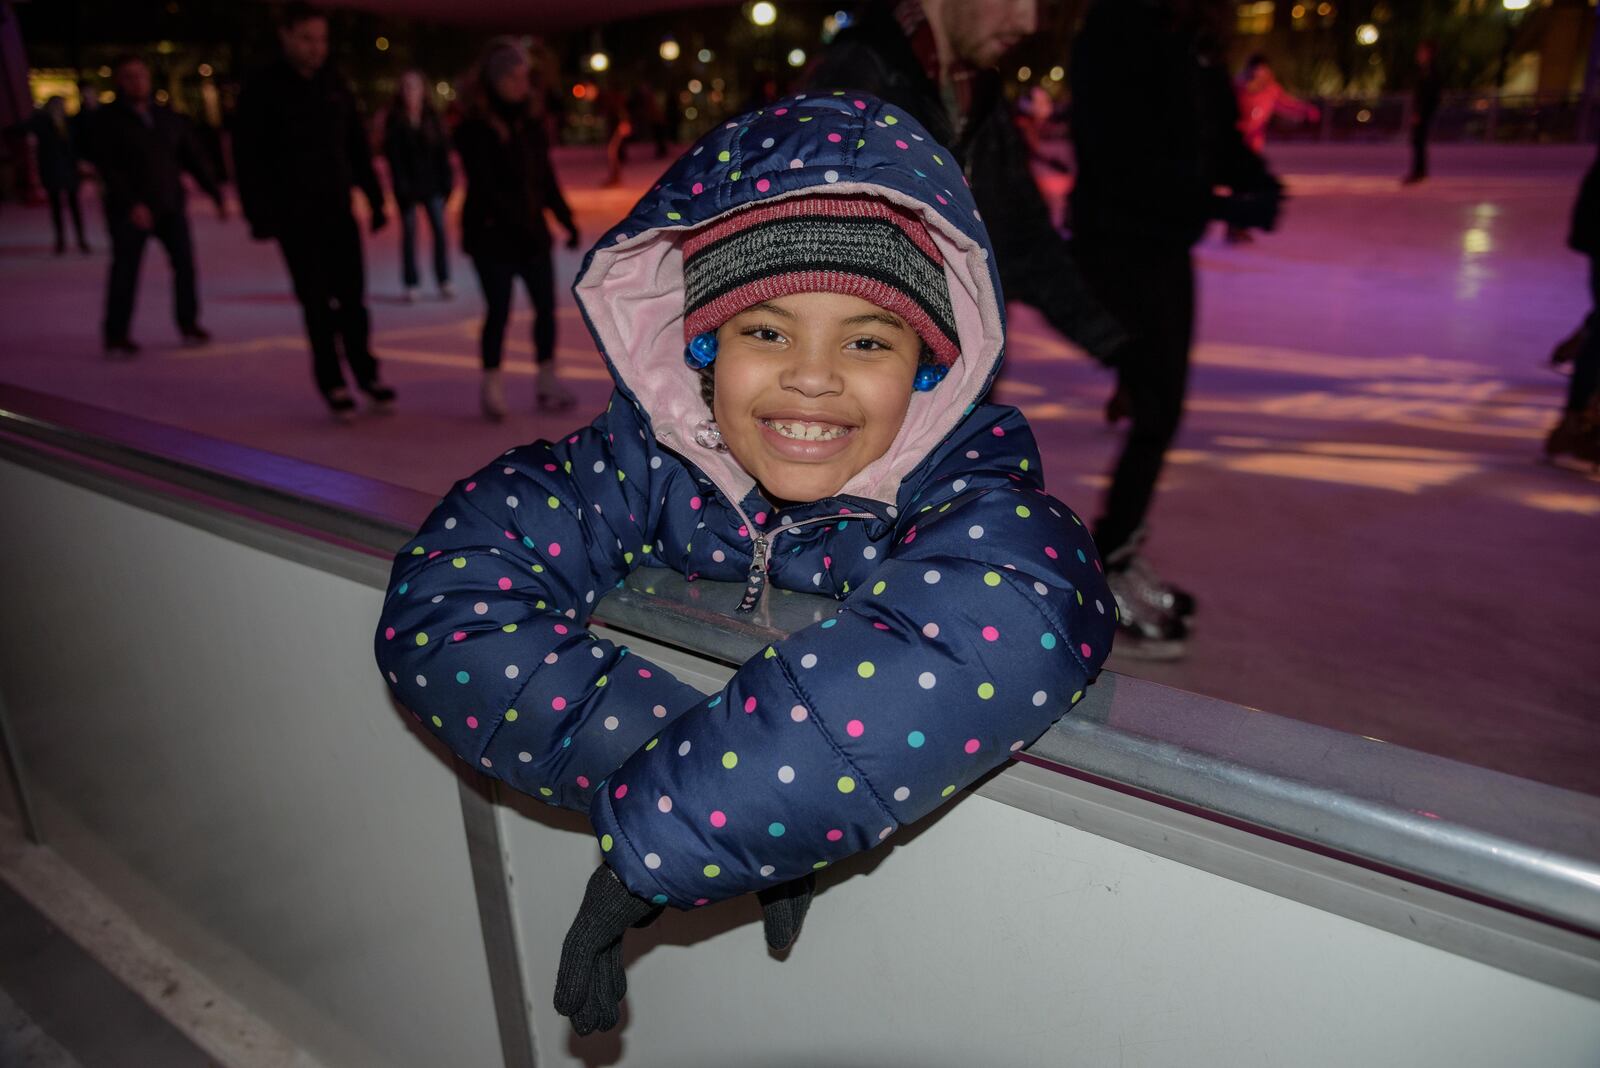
[375,92,1115,910]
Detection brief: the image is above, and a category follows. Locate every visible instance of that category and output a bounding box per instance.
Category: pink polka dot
[544,463,557,472]
[504,530,516,539]
[965,738,981,754]
[498,577,513,590]
[614,784,628,800]
[1080,643,1093,658]
[689,495,703,510]
[755,178,771,192]
[743,696,758,714]
[827,132,842,142]
[691,181,704,194]
[465,481,477,491]
[576,775,589,788]
[982,626,999,642]
[826,828,844,842]
[548,542,561,557]
[853,99,866,109]
[738,525,748,537]
[466,715,479,728]
[710,810,727,828]
[935,194,948,205]
[695,898,709,906]
[894,139,908,149]
[552,696,567,711]
[638,668,652,678]
[754,511,767,524]
[790,705,808,722]
[873,622,890,630]
[453,631,467,642]
[554,624,568,634]
[427,550,441,559]
[384,627,395,640]
[823,555,832,568]
[1044,546,1059,559]
[846,719,864,737]
[991,427,1005,437]
[774,107,788,115]
[568,435,579,444]
[903,529,917,544]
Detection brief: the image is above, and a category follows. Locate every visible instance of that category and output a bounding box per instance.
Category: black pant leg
[66,185,86,246]
[522,251,557,365]
[328,213,377,385]
[277,227,346,395]
[103,217,148,343]
[425,195,450,285]
[153,211,199,330]
[473,256,515,370]
[1410,120,1430,179]
[398,200,419,288]
[46,187,65,248]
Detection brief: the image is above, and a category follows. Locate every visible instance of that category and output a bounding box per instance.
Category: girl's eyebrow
[842,312,907,330]
[745,301,797,320]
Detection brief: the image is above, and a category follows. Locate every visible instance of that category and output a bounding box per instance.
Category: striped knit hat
[681,195,960,368]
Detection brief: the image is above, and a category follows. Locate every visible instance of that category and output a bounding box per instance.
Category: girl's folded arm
[589,483,1116,907]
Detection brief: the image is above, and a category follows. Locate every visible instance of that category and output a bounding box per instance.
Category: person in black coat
[1546,149,1600,465]
[383,70,453,301]
[804,0,1128,367]
[454,39,579,420]
[27,96,89,254]
[92,55,225,356]
[234,3,393,422]
[1404,41,1443,186]
[1070,0,1280,658]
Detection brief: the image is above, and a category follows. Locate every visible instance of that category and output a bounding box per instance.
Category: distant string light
[787,48,806,67]
[688,78,703,93]
[1502,0,1529,9]
[375,36,390,52]
[198,63,213,77]
[660,38,681,61]
[1016,65,1032,81]
[698,48,714,63]
[751,1,777,27]
[1048,65,1064,81]
[1355,23,1378,45]
[589,51,610,72]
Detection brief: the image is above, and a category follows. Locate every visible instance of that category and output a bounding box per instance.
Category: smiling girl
[375,92,1114,1034]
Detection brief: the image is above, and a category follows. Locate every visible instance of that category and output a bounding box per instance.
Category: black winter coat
[382,106,452,205]
[233,60,383,233]
[454,110,575,262]
[89,100,220,222]
[805,2,1127,364]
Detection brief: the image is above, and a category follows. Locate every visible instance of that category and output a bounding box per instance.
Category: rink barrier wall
[0,382,1597,1066]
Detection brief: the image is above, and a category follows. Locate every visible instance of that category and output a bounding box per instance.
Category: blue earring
[685,332,718,369]
[913,363,949,392]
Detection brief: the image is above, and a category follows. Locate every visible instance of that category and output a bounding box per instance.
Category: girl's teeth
[765,419,848,441]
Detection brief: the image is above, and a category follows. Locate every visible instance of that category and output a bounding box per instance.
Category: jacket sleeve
[381,112,411,204]
[175,115,222,205]
[231,80,269,230]
[590,415,1116,909]
[537,126,575,234]
[374,394,708,812]
[343,82,385,213]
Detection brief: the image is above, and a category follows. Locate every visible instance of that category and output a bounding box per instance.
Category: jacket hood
[574,90,1006,509]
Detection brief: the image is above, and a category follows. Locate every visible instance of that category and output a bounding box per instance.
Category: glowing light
[1502,0,1529,9]
[1462,228,1491,255]
[698,48,713,63]
[572,84,587,99]
[155,89,170,103]
[1017,65,1032,81]
[97,65,112,77]
[688,78,703,93]
[1049,65,1064,81]
[751,1,778,26]
[1356,108,1372,123]
[375,36,390,52]
[787,48,806,67]
[1355,23,1378,45]
[157,40,175,55]
[436,80,451,95]
[1291,3,1306,16]
[589,51,610,72]
[198,63,213,77]
[1316,2,1332,14]
[684,106,698,120]
[660,38,680,61]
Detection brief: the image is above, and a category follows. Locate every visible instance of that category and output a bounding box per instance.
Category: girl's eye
[742,326,787,344]
[847,337,889,352]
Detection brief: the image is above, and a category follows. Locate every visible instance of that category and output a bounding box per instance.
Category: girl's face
[713,291,922,505]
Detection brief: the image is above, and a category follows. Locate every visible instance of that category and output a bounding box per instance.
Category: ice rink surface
[1,141,1595,793]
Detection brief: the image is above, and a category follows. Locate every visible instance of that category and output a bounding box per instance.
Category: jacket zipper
[734,510,878,614]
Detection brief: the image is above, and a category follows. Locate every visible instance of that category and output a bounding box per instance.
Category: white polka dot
[918,671,936,689]
[1032,691,1047,706]
[650,456,662,469]
[790,705,808,722]
[474,601,489,615]
[800,653,818,669]
[812,572,823,585]
[886,505,898,517]
[1096,599,1106,614]
[863,545,877,560]
[506,495,519,508]
[591,646,604,658]
[922,622,940,638]
[653,704,668,718]
[505,665,519,679]
[678,741,692,756]
[481,757,493,767]
[592,460,606,474]
[604,716,619,731]
[777,765,795,783]
[1034,582,1049,596]
[645,852,662,869]
[713,549,726,562]
[444,517,457,529]
[893,786,910,802]
[789,158,803,169]
[387,671,397,683]
[431,594,444,603]
[968,525,984,539]
[658,795,673,812]
[952,479,967,492]
[585,591,594,604]
[780,514,795,525]
[761,136,775,147]
[760,864,777,876]
[503,466,515,474]
[544,652,559,664]
[1009,740,1025,752]
[878,826,894,840]
[966,450,980,459]
[518,751,532,762]
[415,674,427,687]
[923,569,941,584]
[823,169,839,182]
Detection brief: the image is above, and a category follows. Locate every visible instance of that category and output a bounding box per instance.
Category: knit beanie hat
[681,195,960,368]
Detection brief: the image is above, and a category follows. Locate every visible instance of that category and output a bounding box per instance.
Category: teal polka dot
[821,619,838,628]
[1040,633,1057,650]
[768,822,786,837]
[455,670,471,684]
[907,731,926,748]
[397,583,409,594]
[652,893,669,905]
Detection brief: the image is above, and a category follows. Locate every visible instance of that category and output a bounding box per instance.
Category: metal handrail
[2,381,1597,941]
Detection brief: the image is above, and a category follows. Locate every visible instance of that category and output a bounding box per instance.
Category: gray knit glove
[553,865,661,1035]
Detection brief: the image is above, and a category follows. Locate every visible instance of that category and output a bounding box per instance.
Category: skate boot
[1104,569,1188,662]
[1104,532,1196,620]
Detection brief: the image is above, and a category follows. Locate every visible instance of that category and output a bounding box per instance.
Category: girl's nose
[779,345,844,397]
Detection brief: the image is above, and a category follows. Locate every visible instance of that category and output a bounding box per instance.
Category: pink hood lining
[574,181,1003,509]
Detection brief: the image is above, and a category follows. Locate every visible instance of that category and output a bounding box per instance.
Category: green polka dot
[430,715,443,728]
[502,623,517,633]
[857,661,875,679]
[722,751,738,770]
[837,776,855,794]
[978,682,995,700]
[563,461,572,473]
[1016,505,1031,518]
[644,738,658,751]
[624,552,634,564]
[535,600,546,610]
[456,670,470,684]
[1040,633,1057,650]
[600,834,614,852]
[532,564,544,574]
[1076,590,1084,605]
[884,114,899,125]
[872,580,887,595]
[729,170,742,181]
[812,860,828,870]
[932,153,944,165]
[666,211,682,221]
[984,572,1002,587]
[703,864,721,878]
[595,675,608,688]
[546,495,561,509]
[641,545,652,554]
[1071,690,1084,704]
[539,787,553,797]
[452,557,467,568]
[1020,459,1030,471]
[505,708,518,721]
[768,822,786,836]
[617,470,626,482]
[855,138,865,148]
[415,633,429,646]
[798,115,813,122]
[764,646,776,659]
[941,784,956,797]
[907,731,925,748]
[842,581,851,593]
[717,150,731,162]
[410,546,425,555]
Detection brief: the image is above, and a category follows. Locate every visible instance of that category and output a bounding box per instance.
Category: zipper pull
[736,532,769,613]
